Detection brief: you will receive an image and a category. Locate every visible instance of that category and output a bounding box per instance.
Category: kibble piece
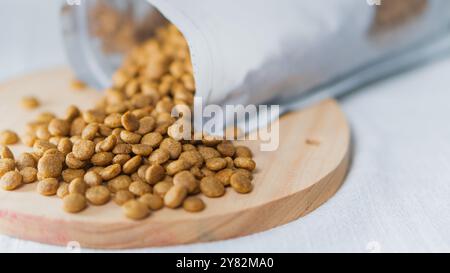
[183,197,205,212]
[100,164,122,181]
[166,159,190,176]
[153,180,173,198]
[198,146,221,161]
[201,167,216,177]
[173,170,198,194]
[190,166,204,179]
[91,152,114,166]
[235,169,253,180]
[136,116,156,135]
[37,178,59,196]
[86,186,111,205]
[99,124,113,137]
[57,182,69,198]
[62,169,85,183]
[112,143,132,154]
[234,157,256,171]
[123,200,150,220]
[20,167,37,184]
[148,148,170,165]
[141,132,163,148]
[215,168,234,186]
[139,193,163,210]
[123,155,142,174]
[21,134,36,147]
[68,178,87,194]
[72,139,95,160]
[57,138,72,155]
[0,145,14,159]
[83,109,105,124]
[48,119,70,137]
[65,152,86,169]
[121,112,140,132]
[84,170,102,187]
[114,190,134,206]
[0,130,19,145]
[36,112,55,123]
[99,135,117,152]
[205,157,227,171]
[63,193,87,213]
[0,171,22,190]
[112,154,131,166]
[0,158,16,178]
[129,181,152,196]
[230,173,253,194]
[81,123,99,140]
[70,117,86,136]
[200,176,225,198]
[120,130,142,144]
[159,138,182,159]
[131,144,153,156]
[217,142,235,157]
[164,184,188,209]
[21,96,40,109]
[43,148,65,163]
[37,155,63,179]
[107,174,131,193]
[137,165,149,180]
[144,164,166,185]
[235,146,253,158]
[36,126,51,140]
[104,113,123,128]
[65,105,80,122]
[33,140,56,157]
[179,150,203,168]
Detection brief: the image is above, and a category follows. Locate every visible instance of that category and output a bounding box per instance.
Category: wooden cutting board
[0,67,351,249]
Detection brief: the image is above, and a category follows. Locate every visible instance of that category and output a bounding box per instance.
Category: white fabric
[2,0,450,253]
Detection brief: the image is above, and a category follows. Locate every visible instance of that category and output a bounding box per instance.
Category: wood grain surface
[0,68,351,249]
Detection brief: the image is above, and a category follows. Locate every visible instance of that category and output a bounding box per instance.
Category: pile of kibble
[0,24,255,220]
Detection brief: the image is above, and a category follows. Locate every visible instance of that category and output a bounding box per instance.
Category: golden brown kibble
[0,158,16,177]
[113,154,131,166]
[72,139,95,160]
[63,193,87,213]
[33,140,56,157]
[0,145,14,160]
[114,190,135,206]
[179,150,203,168]
[83,109,105,124]
[21,96,40,110]
[166,159,190,176]
[70,117,86,136]
[107,174,131,193]
[234,157,256,171]
[65,152,86,169]
[123,199,149,220]
[200,176,225,198]
[66,105,80,122]
[20,167,37,184]
[198,146,221,161]
[235,168,253,180]
[217,142,235,157]
[235,146,253,158]
[36,126,51,140]
[164,184,188,209]
[120,130,141,144]
[173,170,198,194]
[121,112,140,132]
[100,164,122,181]
[139,193,163,210]
[201,167,216,177]
[37,178,59,196]
[131,144,152,156]
[104,113,122,128]
[43,148,65,163]
[148,148,170,165]
[57,138,72,155]
[190,166,204,179]
[123,155,142,174]
[153,180,173,198]
[159,138,182,159]
[98,135,117,152]
[230,173,253,194]
[81,123,99,140]
[91,152,114,166]
[0,130,19,145]
[21,134,36,147]
[183,197,205,212]
[205,157,227,171]
[86,186,111,205]
[57,182,69,198]
[48,119,70,137]
[136,116,156,135]
[215,168,234,186]
[129,181,152,196]
[62,168,85,183]
[0,171,22,190]
[37,155,63,179]
[141,132,163,148]
[144,164,166,185]
[84,170,103,187]
[68,178,87,194]
[112,143,132,154]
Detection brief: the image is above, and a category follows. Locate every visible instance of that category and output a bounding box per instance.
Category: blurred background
[2,0,450,252]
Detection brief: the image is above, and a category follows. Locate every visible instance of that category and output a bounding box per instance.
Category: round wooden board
[0,67,351,249]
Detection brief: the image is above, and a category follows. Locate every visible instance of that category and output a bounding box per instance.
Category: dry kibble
[217,142,235,157]
[153,180,173,198]
[0,145,14,159]
[100,164,122,180]
[120,130,141,144]
[38,155,63,179]
[36,112,55,123]
[114,190,134,206]
[144,164,166,185]
[112,143,132,154]
[230,173,253,194]
[201,167,216,177]
[173,170,198,194]
[62,168,85,183]
[83,109,105,124]
[57,182,69,198]
[136,116,156,135]
[65,152,86,169]
[183,197,205,212]
[166,159,190,176]
[113,154,131,166]
[148,148,170,165]
[43,148,65,163]
[48,119,70,136]
[0,171,22,190]
[72,139,95,160]
[104,113,122,128]
[190,166,204,179]
[123,155,142,174]
[21,134,36,147]
[81,123,99,140]
[107,174,131,193]
[57,138,72,155]
[0,130,19,145]
[17,153,36,171]
[139,193,163,210]
[198,146,221,161]
[234,157,256,171]
[235,146,253,158]
[129,181,152,196]
[179,150,203,168]
[86,186,111,205]
[205,157,227,171]
[70,117,86,136]
[131,144,153,156]
[0,158,15,178]
[91,152,114,166]
[68,178,87,194]
[123,200,150,220]
[215,168,234,186]
[164,184,188,209]
[121,112,139,132]
[33,140,56,156]
[37,178,59,196]
[159,138,182,159]
[200,176,225,198]
[36,126,51,140]
[141,132,163,148]
[21,96,40,109]
[84,170,102,187]
[99,135,117,152]
[65,105,80,122]
[63,193,87,213]
[20,167,37,184]
[235,168,253,180]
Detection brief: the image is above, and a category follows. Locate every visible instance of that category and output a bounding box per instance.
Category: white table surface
[2,0,450,253]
